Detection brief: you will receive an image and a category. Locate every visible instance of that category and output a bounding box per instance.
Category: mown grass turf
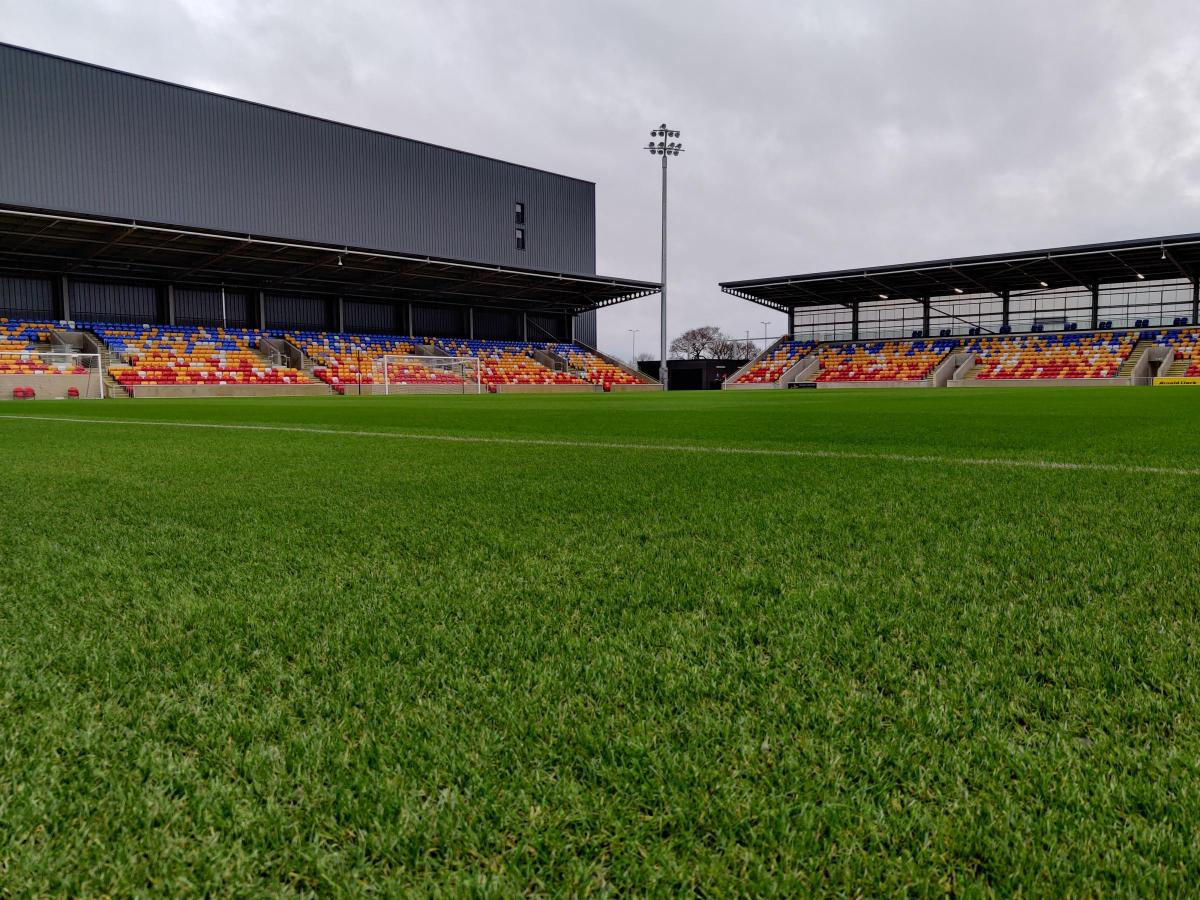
[2,388,1199,894]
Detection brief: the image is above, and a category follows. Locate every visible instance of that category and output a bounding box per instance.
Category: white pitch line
[1,412,1197,477]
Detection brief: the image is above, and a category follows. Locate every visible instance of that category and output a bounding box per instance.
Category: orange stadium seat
[91,323,312,387]
[965,332,1134,379]
[0,319,85,375]
[816,339,957,382]
[547,343,651,387]
[438,339,586,386]
[282,331,462,386]
[730,340,818,384]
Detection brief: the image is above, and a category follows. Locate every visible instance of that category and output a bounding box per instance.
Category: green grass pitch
[2,388,1199,894]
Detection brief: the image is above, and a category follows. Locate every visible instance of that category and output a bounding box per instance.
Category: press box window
[515,228,526,251]
[514,202,525,225]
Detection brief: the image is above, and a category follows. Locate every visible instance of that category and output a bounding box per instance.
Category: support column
[522,312,528,341]
[166,284,176,326]
[406,302,414,336]
[1001,289,1011,328]
[1193,279,1199,325]
[1090,283,1100,330]
[569,314,576,342]
[851,302,860,341]
[336,297,345,333]
[468,307,474,339]
[256,290,266,331]
[921,296,931,337]
[58,276,70,321]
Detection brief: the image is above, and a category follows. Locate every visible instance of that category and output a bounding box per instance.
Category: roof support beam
[947,265,1003,298]
[1091,283,1100,331]
[1161,246,1195,284]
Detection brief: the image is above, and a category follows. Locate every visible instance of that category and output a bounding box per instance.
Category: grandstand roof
[0,206,658,313]
[720,232,1200,312]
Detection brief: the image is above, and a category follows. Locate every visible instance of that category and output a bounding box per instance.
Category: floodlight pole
[660,151,669,391]
[628,328,639,364]
[646,124,684,391]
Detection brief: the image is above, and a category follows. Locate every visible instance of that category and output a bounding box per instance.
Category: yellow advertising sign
[1153,377,1200,386]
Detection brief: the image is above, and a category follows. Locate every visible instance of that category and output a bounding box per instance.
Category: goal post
[0,351,105,399]
[377,354,482,395]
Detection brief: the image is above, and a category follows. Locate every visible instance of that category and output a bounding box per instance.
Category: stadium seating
[92,324,312,387]
[816,339,957,382]
[730,340,817,384]
[547,343,650,387]
[964,331,1134,379]
[0,319,84,375]
[1151,328,1200,375]
[439,339,585,386]
[283,331,462,386]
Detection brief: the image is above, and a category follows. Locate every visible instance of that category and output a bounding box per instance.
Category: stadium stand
[282,331,463,387]
[963,332,1135,379]
[0,319,83,374]
[439,339,586,386]
[730,339,817,384]
[547,343,650,387]
[1151,328,1200,376]
[92,324,312,388]
[816,339,957,382]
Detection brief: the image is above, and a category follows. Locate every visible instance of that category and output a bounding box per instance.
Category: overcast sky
[4,0,1200,357]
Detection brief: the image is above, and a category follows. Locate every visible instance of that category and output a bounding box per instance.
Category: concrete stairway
[93,340,131,398]
[1164,357,1191,377]
[1117,339,1153,377]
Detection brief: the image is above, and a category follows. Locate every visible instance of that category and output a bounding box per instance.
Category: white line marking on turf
[2,413,1197,478]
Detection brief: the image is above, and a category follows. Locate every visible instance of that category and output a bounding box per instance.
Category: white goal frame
[0,351,105,399]
[378,354,482,395]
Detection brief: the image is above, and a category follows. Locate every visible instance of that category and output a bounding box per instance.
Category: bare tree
[670,326,721,359]
[670,326,759,360]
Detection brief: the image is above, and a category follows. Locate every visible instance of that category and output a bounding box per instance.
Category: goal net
[0,351,105,399]
[375,354,482,395]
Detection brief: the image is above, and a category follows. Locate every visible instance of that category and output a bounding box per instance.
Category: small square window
[514,201,525,225]
[515,227,526,251]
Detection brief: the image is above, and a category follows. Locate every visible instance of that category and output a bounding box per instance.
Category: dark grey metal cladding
[0,43,596,275]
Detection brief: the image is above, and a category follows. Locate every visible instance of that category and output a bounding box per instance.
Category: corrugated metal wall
[473,308,522,340]
[70,280,159,323]
[344,300,399,335]
[0,275,54,318]
[528,313,571,342]
[175,288,251,328]
[264,294,334,331]
[413,305,467,338]
[0,43,596,276]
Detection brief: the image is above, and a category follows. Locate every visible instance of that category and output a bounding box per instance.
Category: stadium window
[514,201,525,225]
[515,227,526,251]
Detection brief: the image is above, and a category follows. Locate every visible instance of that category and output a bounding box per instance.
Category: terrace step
[1116,339,1153,376]
[90,337,131,398]
[1165,358,1191,377]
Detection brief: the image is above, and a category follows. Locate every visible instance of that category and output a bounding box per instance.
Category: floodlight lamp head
[953,287,964,294]
[1136,272,1145,280]
[1039,281,1048,288]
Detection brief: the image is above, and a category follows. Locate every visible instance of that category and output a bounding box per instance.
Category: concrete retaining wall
[494,384,598,394]
[947,377,1131,388]
[816,379,930,389]
[0,373,101,399]
[127,383,332,398]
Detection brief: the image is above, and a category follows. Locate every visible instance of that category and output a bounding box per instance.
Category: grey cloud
[3,0,1200,357]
